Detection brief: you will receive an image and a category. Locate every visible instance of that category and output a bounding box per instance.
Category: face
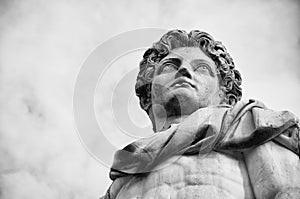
[151,47,224,116]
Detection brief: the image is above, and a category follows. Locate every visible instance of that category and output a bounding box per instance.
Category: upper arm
[244,141,300,199]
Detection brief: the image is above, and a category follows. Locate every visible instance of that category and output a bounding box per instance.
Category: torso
[112,151,255,199]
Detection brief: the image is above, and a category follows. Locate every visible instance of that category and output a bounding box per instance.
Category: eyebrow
[160,58,181,65]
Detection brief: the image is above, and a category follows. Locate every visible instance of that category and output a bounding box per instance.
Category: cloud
[0,0,299,198]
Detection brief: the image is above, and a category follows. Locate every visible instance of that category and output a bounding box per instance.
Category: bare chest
[114,152,254,199]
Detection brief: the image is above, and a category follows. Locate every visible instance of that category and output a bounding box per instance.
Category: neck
[149,102,231,132]
[149,111,189,132]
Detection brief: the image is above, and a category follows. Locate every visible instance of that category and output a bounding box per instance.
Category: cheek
[206,76,219,89]
[151,84,165,98]
[152,74,175,91]
[208,80,219,92]
[151,75,172,100]
[197,78,220,97]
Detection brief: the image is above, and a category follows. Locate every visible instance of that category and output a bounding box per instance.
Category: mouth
[170,78,195,88]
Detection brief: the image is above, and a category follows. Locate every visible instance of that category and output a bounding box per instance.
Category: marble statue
[101,30,300,199]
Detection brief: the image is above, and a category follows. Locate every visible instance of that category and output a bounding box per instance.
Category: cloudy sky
[0,0,299,198]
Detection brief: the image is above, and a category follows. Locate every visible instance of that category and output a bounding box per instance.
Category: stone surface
[104,30,300,199]
[275,188,300,199]
[112,151,255,199]
[245,141,300,199]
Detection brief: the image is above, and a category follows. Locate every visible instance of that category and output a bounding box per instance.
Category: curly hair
[135,29,242,115]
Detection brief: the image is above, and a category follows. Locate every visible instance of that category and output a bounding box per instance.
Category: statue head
[135,29,242,117]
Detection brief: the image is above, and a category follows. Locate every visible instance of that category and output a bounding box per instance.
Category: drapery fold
[109,99,299,181]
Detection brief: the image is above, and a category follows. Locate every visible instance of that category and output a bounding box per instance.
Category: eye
[194,63,209,73]
[160,62,178,74]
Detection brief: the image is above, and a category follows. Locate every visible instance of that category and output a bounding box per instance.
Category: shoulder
[244,141,300,199]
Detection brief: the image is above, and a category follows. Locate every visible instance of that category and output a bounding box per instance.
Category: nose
[175,65,192,79]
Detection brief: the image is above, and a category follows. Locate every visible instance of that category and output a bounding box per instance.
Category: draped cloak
[103,100,300,199]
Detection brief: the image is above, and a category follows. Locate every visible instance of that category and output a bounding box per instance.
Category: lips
[170,78,195,88]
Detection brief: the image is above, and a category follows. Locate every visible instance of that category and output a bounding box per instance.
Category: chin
[167,89,197,103]
[164,90,199,116]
